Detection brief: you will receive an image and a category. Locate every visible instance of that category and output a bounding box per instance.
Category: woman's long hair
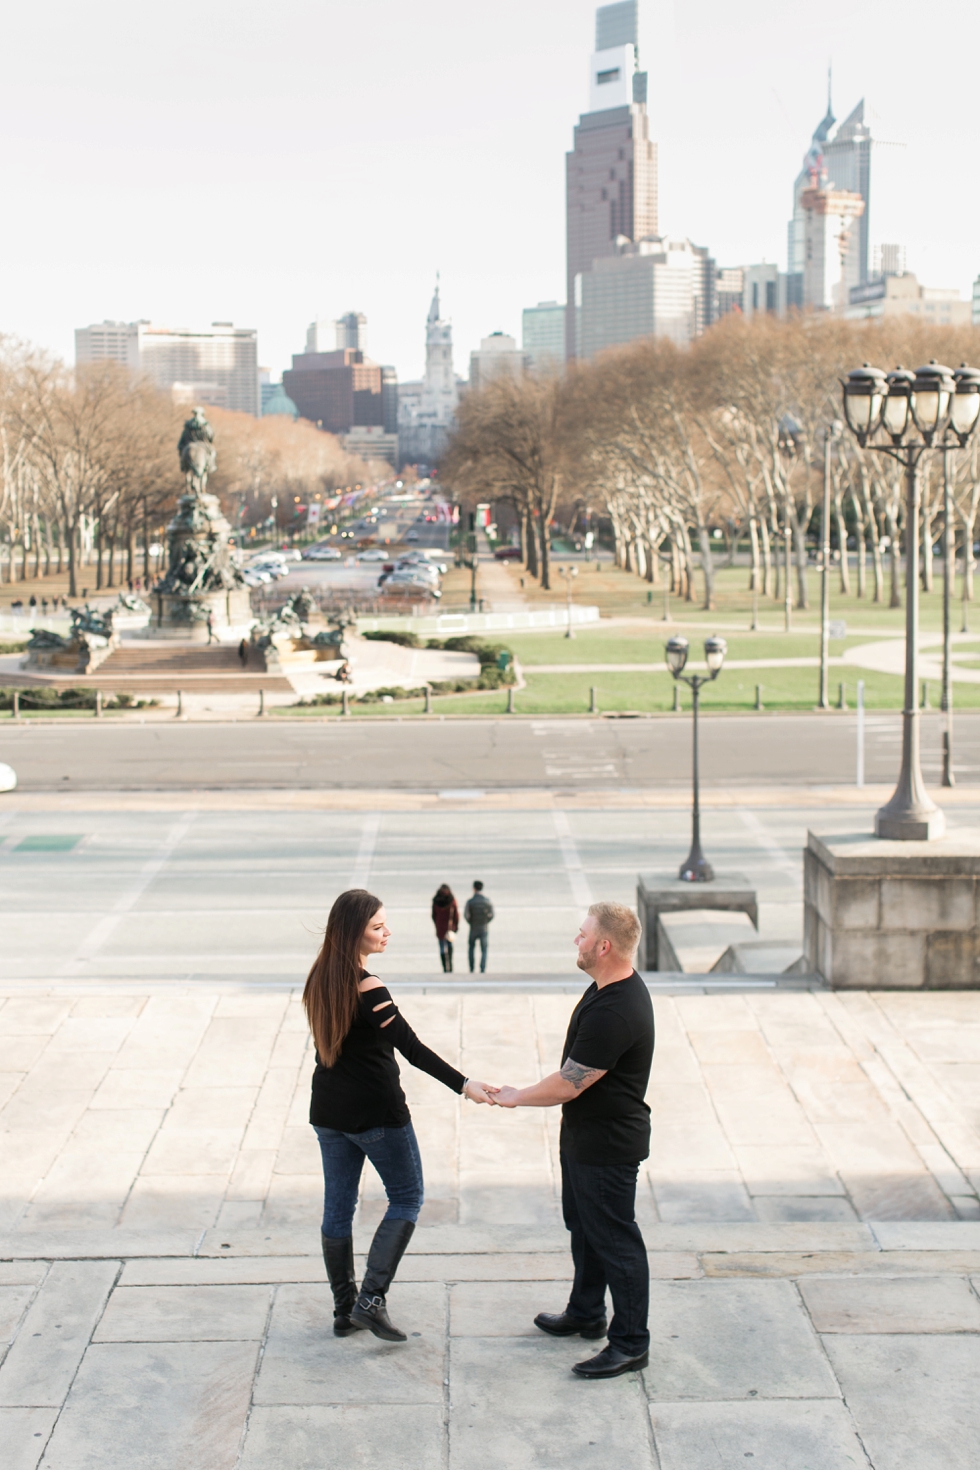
[433,884,454,906]
[303,888,382,1067]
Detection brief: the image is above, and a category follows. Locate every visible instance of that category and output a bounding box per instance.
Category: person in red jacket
[431,884,460,972]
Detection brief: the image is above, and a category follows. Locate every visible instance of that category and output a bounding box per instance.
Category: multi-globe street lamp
[841,359,980,839]
[665,634,728,881]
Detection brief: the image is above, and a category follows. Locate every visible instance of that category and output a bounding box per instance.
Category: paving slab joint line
[236,1283,277,1468]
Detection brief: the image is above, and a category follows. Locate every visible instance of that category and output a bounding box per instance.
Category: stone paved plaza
[1,794,980,1467]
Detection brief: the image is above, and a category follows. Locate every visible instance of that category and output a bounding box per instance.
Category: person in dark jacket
[464,880,494,973]
[431,884,460,972]
[303,888,495,1343]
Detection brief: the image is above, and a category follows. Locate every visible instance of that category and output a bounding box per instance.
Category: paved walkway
[1,983,979,1469]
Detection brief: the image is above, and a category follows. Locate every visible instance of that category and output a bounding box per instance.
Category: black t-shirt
[310,978,465,1133]
[560,971,655,1165]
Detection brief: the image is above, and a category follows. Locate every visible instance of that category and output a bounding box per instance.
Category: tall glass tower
[565,2,658,358]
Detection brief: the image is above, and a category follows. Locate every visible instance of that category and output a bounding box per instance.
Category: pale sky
[3,0,978,385]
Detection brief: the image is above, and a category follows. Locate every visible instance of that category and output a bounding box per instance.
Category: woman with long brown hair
[303,887,494,1343]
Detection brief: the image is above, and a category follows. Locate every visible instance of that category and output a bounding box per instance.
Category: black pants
[561,1149,649,1356]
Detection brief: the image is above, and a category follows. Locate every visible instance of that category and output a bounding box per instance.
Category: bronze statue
[178,407,217,496]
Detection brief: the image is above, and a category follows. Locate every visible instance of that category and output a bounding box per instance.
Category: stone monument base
[637,873,758,971]
[804,828,980,989]
[151,589,253,641]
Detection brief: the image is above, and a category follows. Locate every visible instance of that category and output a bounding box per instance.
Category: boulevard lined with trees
[0,340,386,597]
[445,315,980,613]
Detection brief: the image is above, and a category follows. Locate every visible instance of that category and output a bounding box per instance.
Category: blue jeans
[314,1121,424,1238]
[561,1150,649,1356]
[468,930,488,972]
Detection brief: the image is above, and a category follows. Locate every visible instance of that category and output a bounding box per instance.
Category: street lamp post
[819,422,843,710]
[665,635,728,881]
[559,564,578,638]
[942,445,955,786]
[841,360,980,839]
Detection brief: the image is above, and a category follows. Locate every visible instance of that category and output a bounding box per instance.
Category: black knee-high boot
[350,1219,415,1341]
[321,1233,358,1336]
[446,942,453,973]
[440,947,448,972]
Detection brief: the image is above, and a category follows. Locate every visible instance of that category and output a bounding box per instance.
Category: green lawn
[519,561,976,636]
[274,661,980,717]
[504,628,870,666]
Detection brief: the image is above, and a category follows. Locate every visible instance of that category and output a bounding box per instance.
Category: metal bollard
[342,688,350,717]
[837,682,847,711]
[176,690,183,718]
[590,685,598,714]
[424,687,432,714]
[12,690,19,720]
[672,683,681,713]
[95,690,102,719]
[258,689,265,717]
[507,686,515,714]
[755,684,763,711]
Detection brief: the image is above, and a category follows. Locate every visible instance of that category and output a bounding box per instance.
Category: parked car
[358,549,388,562]
[302,546,342,561]
[406,530,419,541]
[494,547,522,561]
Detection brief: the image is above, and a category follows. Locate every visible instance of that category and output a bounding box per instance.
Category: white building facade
[575,237,705,357]
[75,320,259,415]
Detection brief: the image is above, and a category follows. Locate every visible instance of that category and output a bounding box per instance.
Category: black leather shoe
[572,1346,649,1379]
[534,1310,607,1339]
[350,1291,406,1342]
[349,1218,416,1342]
[321,1234,357,1337]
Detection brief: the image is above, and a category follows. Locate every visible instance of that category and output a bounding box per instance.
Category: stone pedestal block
[637,873,758,970]
[804,829,980,988]
[152,589,252,641]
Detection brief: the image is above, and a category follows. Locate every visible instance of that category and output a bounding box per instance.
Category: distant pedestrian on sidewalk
[431,884,459,972]
[464,881,494,973]
[206,611,215,645]
[238,638,249,668]
[491,902,654,1381]
[303,889,496,1344]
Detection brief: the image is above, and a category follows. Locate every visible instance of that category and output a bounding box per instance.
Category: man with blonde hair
[492,901,654,1379]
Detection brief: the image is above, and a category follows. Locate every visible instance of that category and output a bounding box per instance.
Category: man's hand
[491,1085,521,1108]
[463,1079,496,1104]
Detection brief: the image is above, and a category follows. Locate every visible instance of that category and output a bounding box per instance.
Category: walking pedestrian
[238,638,249,668]
[464,880,494,973]
[491,902,654,1380]
[303,889,496,1342]
[431,884,459,972]
[28,594,37,612]
[206,610,215,645]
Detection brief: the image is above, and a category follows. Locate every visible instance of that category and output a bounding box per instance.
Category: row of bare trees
[0,338,388,597]
[444,314,980,608]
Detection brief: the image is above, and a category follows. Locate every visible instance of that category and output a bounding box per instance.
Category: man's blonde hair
[588,901,641,958]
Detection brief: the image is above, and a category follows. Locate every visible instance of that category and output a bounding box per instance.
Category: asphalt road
[3,711,979,791]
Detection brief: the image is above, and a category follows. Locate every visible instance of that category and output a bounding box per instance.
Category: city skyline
[3,0,978,386]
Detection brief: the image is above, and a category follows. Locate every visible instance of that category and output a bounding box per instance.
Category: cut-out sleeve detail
[360,986,464,1093]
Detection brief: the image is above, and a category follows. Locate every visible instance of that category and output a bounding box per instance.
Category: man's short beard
[576,941,600,972]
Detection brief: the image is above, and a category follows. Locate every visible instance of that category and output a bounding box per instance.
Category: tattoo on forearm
[561,1058,603,1091]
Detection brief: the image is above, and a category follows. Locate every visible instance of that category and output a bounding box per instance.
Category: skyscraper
[786,86,902,312]
[565,1,658,358]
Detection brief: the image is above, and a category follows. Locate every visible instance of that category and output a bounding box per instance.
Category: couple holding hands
[303,888,654,1380]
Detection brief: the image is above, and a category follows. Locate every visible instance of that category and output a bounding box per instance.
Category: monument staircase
[8,640,293,695]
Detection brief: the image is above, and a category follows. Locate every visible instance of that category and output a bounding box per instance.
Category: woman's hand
[463,1079,496,1104]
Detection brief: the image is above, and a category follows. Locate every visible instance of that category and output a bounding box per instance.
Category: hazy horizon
[3,0,978,387]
